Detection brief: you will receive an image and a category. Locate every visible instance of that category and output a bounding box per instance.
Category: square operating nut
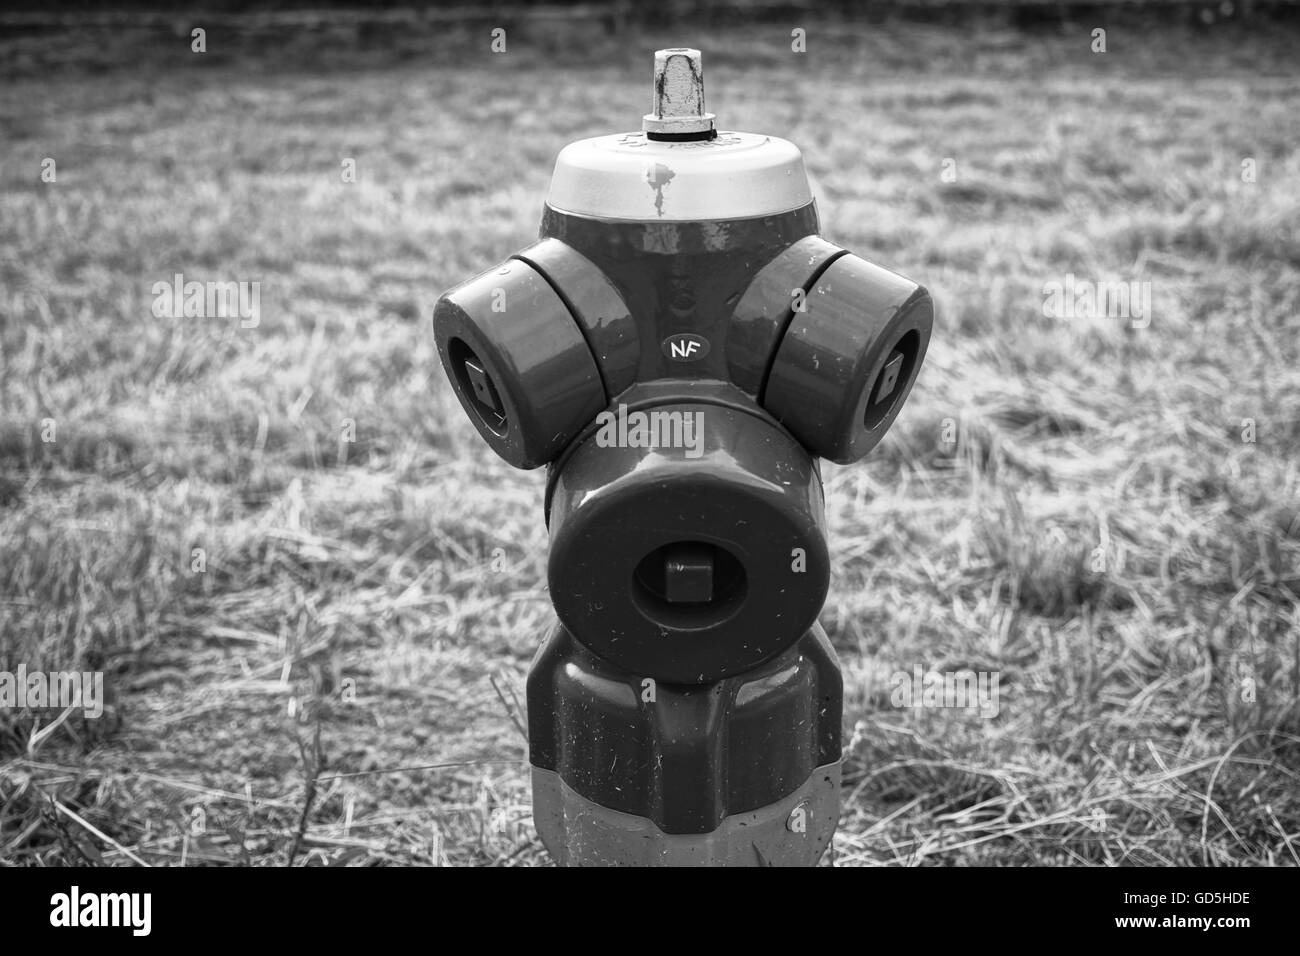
[872,350,906,407]
[663,542,715,604]
[463,357,505,419]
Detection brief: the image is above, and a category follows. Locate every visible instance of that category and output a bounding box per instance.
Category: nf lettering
[50,886,151,936]
[661,333,711,361]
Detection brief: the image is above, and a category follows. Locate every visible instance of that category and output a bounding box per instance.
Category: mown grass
[1,13,1298,865]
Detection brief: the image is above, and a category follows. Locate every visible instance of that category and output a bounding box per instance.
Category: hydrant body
[433,49,933,866]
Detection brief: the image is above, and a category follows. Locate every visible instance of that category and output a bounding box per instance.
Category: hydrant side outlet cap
[546,132,813,222]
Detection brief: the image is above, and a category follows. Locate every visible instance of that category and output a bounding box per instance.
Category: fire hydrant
[433,48,933,866]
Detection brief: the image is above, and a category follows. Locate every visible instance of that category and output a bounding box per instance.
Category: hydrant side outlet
[431,48,933,866]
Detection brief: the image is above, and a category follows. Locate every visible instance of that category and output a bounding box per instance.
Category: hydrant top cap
[547,132,813,221]
[545,47,814,221]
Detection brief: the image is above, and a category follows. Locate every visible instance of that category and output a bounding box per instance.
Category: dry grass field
[1,12,1298,866]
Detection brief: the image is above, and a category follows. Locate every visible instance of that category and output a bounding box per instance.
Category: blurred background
[1,0,1298,866]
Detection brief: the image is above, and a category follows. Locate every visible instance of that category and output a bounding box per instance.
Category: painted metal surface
[527,623,842,834]
[532,761,841,867]
[546,131,813,222]
[545,387,829,684]
[431,46,934,866]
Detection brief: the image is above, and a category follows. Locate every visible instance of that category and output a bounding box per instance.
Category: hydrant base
[531,762,841,867]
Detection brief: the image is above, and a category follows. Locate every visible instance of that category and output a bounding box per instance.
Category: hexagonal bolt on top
[643,48,716,140]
